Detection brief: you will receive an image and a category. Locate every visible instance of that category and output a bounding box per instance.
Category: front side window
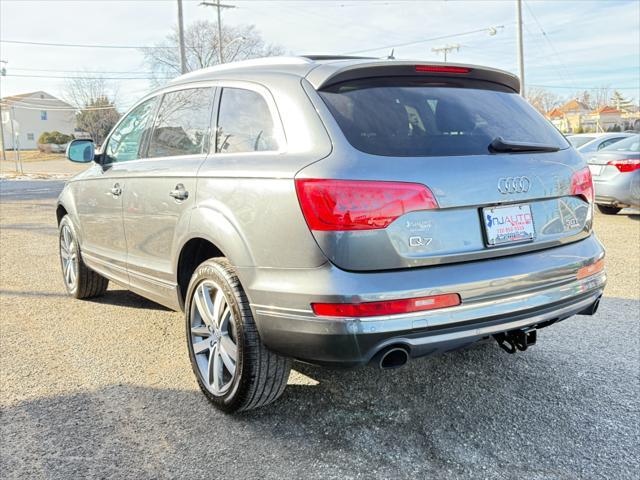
[216,88,277,154]
[27,133,34,141]
[319,79,569,157]
[40,111,47,121]
[105,97,157,163]
[568,136,595,148]
[147,87,214,158]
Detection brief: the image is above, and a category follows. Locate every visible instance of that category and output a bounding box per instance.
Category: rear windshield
[601,134,640,153]
[319,79,568,157]
[567,136,595,148]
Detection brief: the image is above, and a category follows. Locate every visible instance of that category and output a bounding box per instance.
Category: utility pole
[200,1,236,64]
[516,0,525,97]
[431,44,460,62]
[0,104,6,163]
[177,0,188,74]
[0,60,6,162]
[9,106,22,174]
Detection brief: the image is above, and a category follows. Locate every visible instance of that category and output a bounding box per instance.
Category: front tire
[59,215,109,299]
[185,258,291,412]
[596,205,622,215]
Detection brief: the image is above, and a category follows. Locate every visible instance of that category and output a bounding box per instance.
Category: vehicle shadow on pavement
[1,297,637,479]
[88,288,172,311]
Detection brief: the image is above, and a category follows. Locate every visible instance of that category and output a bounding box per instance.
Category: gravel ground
[1,180,639,479]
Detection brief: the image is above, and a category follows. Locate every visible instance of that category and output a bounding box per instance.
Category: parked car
[567,132,634,155]
[58,57,606,412]
[586,134,640,214]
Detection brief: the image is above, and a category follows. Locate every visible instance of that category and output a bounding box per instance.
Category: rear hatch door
[296,72,591,271]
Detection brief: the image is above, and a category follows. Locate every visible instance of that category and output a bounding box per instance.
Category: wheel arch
[56,203,68,225]
[175,206,255,308]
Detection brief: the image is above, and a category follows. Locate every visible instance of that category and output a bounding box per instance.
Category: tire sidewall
[59,216,80,296]
[184,260,247,409]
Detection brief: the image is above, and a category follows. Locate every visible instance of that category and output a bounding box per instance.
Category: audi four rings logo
[497,176,531,194]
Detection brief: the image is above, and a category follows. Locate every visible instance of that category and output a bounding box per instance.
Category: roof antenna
[387,48,395,60]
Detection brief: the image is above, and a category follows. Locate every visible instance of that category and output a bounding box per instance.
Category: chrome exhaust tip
[378,347,410,369]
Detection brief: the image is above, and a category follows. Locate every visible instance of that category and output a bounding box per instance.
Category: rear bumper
[594,171,640,207]
[239,234,606,366]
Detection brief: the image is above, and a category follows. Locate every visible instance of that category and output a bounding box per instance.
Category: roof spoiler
[306,60,520,93]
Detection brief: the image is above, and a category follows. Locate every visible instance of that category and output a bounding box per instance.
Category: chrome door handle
[110,183,122,196]
[169,184,189,201]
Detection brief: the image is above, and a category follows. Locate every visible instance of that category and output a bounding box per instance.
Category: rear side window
[147,87,214,158]
[602,134,640,152]
[319,79,568,157]
[216,88,277,154]
[598,137,624,150]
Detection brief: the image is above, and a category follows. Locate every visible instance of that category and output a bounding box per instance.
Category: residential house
[546,107,569,132]
[0,91,75,150]
[559,99,591,132]
[581,106,624,132]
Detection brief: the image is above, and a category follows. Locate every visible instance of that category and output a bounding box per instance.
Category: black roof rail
[300,55,377,61]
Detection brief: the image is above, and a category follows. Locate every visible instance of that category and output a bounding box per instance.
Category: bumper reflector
[311,293,461,318]
[576,259,605,280]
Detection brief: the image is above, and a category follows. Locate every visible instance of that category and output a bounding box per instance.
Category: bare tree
[590,86,611,109]
[526,87,561,114]
[65,76,120,145]
[141,20,285,82]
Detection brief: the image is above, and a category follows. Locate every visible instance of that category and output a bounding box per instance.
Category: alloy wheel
[60,224,78,291]
[189,280,239,396]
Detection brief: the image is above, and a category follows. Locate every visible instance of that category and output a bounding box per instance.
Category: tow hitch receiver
[494,329,537,354]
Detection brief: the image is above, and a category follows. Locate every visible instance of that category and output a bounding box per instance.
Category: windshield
[567,136,596,148]
[319,79,569,157]
[601,134,640,153]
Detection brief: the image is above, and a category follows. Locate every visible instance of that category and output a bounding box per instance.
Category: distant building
[0,91,75,150]
[558,99,591,133]
[546,107,569,132]
[582,106,623,132]
[545,98,636,133]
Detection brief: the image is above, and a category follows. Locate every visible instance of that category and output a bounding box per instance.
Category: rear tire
[59,215,109,299]
[185,258,291,412]
[596,205,622,215]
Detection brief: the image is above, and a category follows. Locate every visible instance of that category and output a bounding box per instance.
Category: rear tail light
[576,259,605,280]
[295,179,438,231]
[570,167,594,203]
[311,293,461,318]
[415,65,471,74]
[607,159,640,173]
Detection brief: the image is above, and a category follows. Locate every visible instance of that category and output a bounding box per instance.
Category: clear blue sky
[1,0,638,109]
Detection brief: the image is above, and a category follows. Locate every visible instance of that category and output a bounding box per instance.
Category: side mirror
[66,139,95,163]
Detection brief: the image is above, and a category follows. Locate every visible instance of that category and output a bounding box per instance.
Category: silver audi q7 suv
[58,56,606,412]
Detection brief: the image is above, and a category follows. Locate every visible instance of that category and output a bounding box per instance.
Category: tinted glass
[216,88,277,153]
[598,137,624,150]
[319,79,569,157]
[601,134,640,152]
[568,136,595,148]
[147,88,214,158]
[105,97,157,163]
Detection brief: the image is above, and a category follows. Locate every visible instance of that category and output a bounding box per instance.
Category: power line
[523,0,578,90]
[344,25,508,55]
[529,84,638,90]
[0,103,122,111]
[0,39,175,49]
[3,74,171,80]
[10,67,159,75]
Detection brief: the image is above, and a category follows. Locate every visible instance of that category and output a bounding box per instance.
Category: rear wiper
[489,136,560,153]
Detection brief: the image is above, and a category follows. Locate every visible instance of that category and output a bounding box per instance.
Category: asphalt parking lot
[1,179,638,480]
